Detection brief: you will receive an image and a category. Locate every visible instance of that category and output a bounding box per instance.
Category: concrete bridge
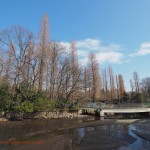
[79,103,150,117]
[99,107,150,116]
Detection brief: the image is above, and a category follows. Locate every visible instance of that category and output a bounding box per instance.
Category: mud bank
[131,119,150,142]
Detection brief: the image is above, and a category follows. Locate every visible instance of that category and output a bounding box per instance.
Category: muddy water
[0,117,150,150]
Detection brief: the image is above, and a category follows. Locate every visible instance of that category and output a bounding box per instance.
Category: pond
[0,117,150,150]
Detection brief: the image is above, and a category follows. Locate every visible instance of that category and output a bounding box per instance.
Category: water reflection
[0,118,150,150]
[75,123,150,150]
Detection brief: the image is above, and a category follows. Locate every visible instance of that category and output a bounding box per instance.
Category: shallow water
[72,120,150,150]
[0,118,150,150]
[117,125,150,150]
[75,123,150,150]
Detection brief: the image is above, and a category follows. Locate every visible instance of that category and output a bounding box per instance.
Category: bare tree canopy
[0,14,130,104]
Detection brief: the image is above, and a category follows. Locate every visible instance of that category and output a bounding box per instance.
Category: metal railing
[79,102,150,109]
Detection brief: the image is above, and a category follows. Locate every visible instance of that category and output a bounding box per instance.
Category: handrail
[79,102,150,109]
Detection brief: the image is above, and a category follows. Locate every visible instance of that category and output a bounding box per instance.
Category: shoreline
[0,117,116,140]
[0,110,84,121]
[131,119,150,142]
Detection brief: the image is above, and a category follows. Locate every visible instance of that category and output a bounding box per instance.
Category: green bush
[15,82,35,102]
[0,83,12,111]
[34,98,55,111]
[14,101,34,113]
[54,100,80,111]
[14,81,47,102]
[0,82,80,112]
[54,100,66,110]
[69,104,80,111]
[122,92,130,102]
[132,93,145,103]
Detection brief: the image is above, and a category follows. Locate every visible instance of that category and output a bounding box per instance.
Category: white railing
[79,102,150,109]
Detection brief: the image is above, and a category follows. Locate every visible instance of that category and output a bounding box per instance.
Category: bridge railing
[104,103,150,109]
[78,102,106,109]
[78,102,150,109]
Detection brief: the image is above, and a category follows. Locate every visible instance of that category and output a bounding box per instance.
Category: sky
[0,0,150,91]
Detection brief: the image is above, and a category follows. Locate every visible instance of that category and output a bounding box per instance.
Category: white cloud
[100,44,123,52]
[78,49,89,57]
[96,52,123,64]
[76,39,101,50]
[130,42,150,57]
[59,39,124,65]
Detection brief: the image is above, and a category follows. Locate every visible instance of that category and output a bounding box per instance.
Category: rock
[4,111,82,120]
[0,118,8,121]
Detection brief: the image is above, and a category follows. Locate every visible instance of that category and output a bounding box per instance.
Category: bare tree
[88,52,101,102]
[83,66,88,97]
[130,79,134,93]
[0,26,33,90]
[70,41,80,101]
[38,14,50,92]
[133,71,140,93]
[108,66,115,102]
[116,75,120,102]
[0,14,128,104]
[101,68,109,101]
[141,77,150,100]
[118,74,125,101]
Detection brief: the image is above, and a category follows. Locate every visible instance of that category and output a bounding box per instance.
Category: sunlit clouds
[130,42,150,57]
[60,38,125,65]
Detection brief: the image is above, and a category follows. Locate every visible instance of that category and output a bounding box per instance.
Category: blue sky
[0,0,150,91]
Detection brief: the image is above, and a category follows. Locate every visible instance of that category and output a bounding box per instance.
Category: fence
[79,102,150,109]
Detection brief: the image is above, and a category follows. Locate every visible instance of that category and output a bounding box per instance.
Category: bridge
[79,102,150,117]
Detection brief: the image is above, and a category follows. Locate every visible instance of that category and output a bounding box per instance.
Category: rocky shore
[0,110,83,121]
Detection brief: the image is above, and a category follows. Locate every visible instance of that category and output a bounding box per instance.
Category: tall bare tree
[116,75,120,102]
[118,74,125,101]
[108,66,115,102]
[88,52,101,102]
[70,41,80,101]
[38,14,50,92]
[133,71,140,93]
